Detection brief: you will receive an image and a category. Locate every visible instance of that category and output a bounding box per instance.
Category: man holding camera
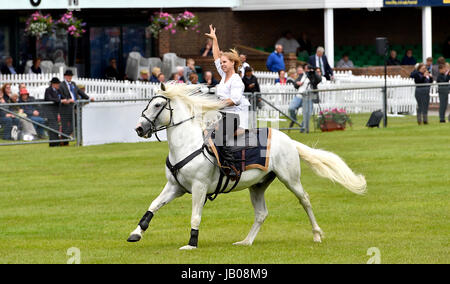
[300,65,322,133]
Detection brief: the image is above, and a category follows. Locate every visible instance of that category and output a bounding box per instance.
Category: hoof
[127,234,142,242]
[233,240,252,246]
[179,245,197,250]
[313,234,322,243]
[313,228,324,243]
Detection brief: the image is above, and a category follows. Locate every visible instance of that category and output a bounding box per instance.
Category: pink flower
[171,29,176,34]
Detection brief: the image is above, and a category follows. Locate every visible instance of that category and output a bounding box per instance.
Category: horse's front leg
[127,181,184,242]
[179,182,208,250]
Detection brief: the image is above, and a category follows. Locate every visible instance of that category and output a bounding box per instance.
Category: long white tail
[294,141,367,195]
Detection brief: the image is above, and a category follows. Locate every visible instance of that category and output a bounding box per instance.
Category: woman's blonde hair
[287,68,297,78]
[221,49,241,73]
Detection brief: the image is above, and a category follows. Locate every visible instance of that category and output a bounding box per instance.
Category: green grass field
[0,114,449,264]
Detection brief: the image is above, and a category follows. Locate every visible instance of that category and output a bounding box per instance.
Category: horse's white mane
[158,83,225,128]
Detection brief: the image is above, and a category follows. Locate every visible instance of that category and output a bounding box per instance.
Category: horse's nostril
[135,127,144,136]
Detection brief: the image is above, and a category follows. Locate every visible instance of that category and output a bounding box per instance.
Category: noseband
[140,95,195,142]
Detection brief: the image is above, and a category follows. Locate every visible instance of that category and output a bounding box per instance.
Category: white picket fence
[0,73,160,101]
[0,73,446,120]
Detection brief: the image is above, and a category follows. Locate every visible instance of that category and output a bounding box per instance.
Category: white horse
[127,84,367,250]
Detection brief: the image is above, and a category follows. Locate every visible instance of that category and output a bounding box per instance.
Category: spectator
[411,63,433,125]
[0,93,21,140]
[300,64,321,134]
[19,88,46,138]
[266,44,285,72]
[139,69,150,82]
[436,64,450,123]
[105,58,121,80]
[1,56,18,75]
[7,92,37,139]
[298,32,312,56]
[401,49,417,66]
[201,71,218,87]
[1,83,12,102]
[188,73,199,85]
[336,54,354,68]
[150,67,161,83]
[242,67,260,93]
[239,54,250,78]
[59,70,92,145]
[184,58,197,81]
[316,67,327,82]
[242,67,262,110]
[275,70,287,85]
[44,77,63,147]
[432,57,446,79]
[157,73,166,83]
[286,68,298,86]
[60,70,91,102]
[425,57,434,74]
[288,65,307,128]
[276,31,300,54]
[200,39,213,57]
[170,73,185,83]
[0,88,5,103]
[387,50,401,66]
[175,66,186,83]
[443,36,450,59]
[29,57,42,74]
[308,46,334,81]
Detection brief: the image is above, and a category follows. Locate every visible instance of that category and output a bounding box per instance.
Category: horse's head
[136,84,172,138]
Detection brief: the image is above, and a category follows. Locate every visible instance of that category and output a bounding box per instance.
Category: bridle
[140,95,195,142]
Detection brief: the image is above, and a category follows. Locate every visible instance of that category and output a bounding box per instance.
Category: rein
[141,95,195,141]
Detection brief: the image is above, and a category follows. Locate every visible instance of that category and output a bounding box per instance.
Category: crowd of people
[0,70,93,145]
[410,60,450,124]
[1,33,449,143]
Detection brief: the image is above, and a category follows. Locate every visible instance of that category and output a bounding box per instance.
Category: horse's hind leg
[276,168,324,243]
[234,173,276,246]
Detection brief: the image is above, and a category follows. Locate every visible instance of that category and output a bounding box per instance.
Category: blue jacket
[266,52,285,72]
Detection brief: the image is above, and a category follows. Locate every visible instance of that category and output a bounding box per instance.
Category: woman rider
[205,25,250,172]
[205,25,250,140]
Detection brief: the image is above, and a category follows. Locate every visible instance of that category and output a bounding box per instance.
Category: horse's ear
[160,83,166,92]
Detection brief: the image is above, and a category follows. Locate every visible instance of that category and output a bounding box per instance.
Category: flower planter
[320,120,346,132]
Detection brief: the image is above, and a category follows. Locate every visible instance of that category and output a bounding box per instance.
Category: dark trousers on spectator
[0,116,20,140]
[438,92,448,122]
[45,105,60,146]
[415,88,430,124]
[60,105,73,145]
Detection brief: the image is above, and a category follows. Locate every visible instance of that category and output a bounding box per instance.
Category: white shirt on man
[276,37,300,54]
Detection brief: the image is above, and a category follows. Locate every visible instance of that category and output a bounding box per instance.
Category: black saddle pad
[208,128,272,172]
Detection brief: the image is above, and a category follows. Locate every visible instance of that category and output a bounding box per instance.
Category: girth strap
[166,146,205,192]
[166,144,241,203]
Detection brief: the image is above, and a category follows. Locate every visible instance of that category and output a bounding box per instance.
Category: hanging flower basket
[175,11,200,33]
[25,11,54,39]
[149,12,177,38]
[317,108,352,132]
[56,11,86,38]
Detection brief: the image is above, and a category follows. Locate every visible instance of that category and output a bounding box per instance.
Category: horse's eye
[154,103,161,108]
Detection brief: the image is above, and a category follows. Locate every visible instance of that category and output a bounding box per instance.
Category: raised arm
[205,24,220,61]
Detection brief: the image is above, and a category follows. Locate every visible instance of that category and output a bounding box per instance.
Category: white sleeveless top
[214,58,250,114]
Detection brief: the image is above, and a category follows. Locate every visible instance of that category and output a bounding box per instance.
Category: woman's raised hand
[205,24,217,40]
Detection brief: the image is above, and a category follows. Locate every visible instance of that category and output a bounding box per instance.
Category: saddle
[205,128,272,182]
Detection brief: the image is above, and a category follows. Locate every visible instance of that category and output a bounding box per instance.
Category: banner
[81,102,166,146]
[384,0,450,7]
